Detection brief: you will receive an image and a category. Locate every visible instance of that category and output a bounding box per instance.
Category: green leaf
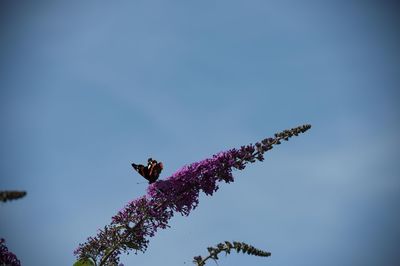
[73,258,95,266]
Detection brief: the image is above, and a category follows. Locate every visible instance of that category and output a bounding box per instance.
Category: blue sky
[1,1,399,265]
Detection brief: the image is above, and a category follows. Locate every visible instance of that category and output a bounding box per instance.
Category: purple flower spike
[0,238,21,266]
[75,124,311,265]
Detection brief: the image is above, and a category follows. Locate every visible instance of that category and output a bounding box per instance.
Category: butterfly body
[131,158,163,184]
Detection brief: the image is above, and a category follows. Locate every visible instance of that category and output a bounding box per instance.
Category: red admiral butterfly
[131,158,163,184]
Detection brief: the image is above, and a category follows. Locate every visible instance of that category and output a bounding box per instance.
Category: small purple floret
[0,238,21,266]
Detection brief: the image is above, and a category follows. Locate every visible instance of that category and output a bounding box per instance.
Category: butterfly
[131,158,163,184]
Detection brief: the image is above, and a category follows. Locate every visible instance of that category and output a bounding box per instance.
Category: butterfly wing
[147,161,163,184]
[131,163,150,180]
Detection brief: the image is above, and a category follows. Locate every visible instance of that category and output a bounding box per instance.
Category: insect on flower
[131,158,163,184]
[75,124,312,265]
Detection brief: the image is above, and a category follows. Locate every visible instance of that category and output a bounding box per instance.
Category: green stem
[99,246,119,266]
